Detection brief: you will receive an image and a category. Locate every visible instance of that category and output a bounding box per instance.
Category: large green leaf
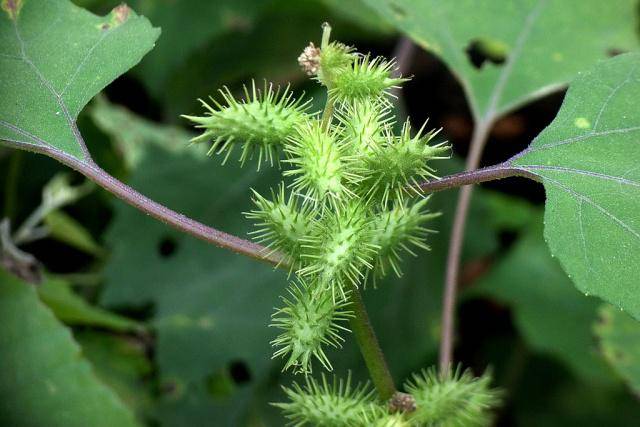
[471,217,613,384]
[361,0,636,121]
[0,0,159,159]
[594,305,640,394]
[0,268,139,427]
[512,53,640,319]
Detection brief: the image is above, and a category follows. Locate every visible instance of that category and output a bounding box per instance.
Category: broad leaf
[76,332,154,422]
[471,217,613,384]
[362,0,637,121]
[513,53,640,319]
[594,305,640,394]
[0,268,139,427]
[0,0,159,159]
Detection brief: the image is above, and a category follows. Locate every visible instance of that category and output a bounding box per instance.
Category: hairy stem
[438,120,493,374]
[349,286,396,400]
[22,143,283,266]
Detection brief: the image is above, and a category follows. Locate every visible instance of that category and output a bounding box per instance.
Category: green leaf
[0,268,139,427]
[44,210,105,256]
[471,216,613,384]
[89,95,198,168]
[126,0,271,98]
[594,305,640,394]
[38,275,143,332]
[75,331,154,421]
[361,0,637,121]
[512,53,640,319]
[0,0,159,159]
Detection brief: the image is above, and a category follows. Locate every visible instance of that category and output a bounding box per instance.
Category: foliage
[1,0,639,425]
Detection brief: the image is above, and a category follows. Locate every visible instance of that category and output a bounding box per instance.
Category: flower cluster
[275,367,500,426]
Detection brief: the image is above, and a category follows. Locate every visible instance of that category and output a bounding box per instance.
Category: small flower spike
[182,81,311,169]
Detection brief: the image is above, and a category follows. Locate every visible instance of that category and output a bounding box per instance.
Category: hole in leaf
[465,38,508,69]
[229,360,252,384]
[606,47,627,57]
[158,236,178,258]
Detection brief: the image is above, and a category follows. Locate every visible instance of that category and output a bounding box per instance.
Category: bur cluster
[184,25,499,426]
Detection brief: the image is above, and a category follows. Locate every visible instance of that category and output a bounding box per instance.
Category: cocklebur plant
[184,23,500,426]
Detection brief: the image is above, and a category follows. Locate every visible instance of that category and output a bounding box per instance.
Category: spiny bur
[270,280,352,374]
[274,373,382,427]
[362,120,450,205]
[283,120,361,205]
[404,366,501,427]
[298,203,378,300]
[245,184,314,269]
[182,81,310,169]
[369,198,441,278]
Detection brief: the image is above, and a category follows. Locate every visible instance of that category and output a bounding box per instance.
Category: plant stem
[15,143,284,266]
[418,163,536,194]
[349,286,396,400]
[438,120,492,374]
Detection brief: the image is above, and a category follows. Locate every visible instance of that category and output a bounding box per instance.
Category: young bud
[274,373,381,426]
[271,281,352,373]
[182,81,310,169]
[404,366,501,427]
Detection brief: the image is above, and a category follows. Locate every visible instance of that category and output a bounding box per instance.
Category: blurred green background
[1,0,640,425]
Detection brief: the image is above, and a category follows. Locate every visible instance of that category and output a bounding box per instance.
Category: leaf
[0,268,139,427]
[126,0,271,98]
[75,331,155,421]
[89,95,198,168]
[0,0,159,159]
[470,216,613,384]
[594,304,640,394]
[38,275,143,332]
[361,0,637,121]
[512,53,640,319]
[44,210,105,256]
